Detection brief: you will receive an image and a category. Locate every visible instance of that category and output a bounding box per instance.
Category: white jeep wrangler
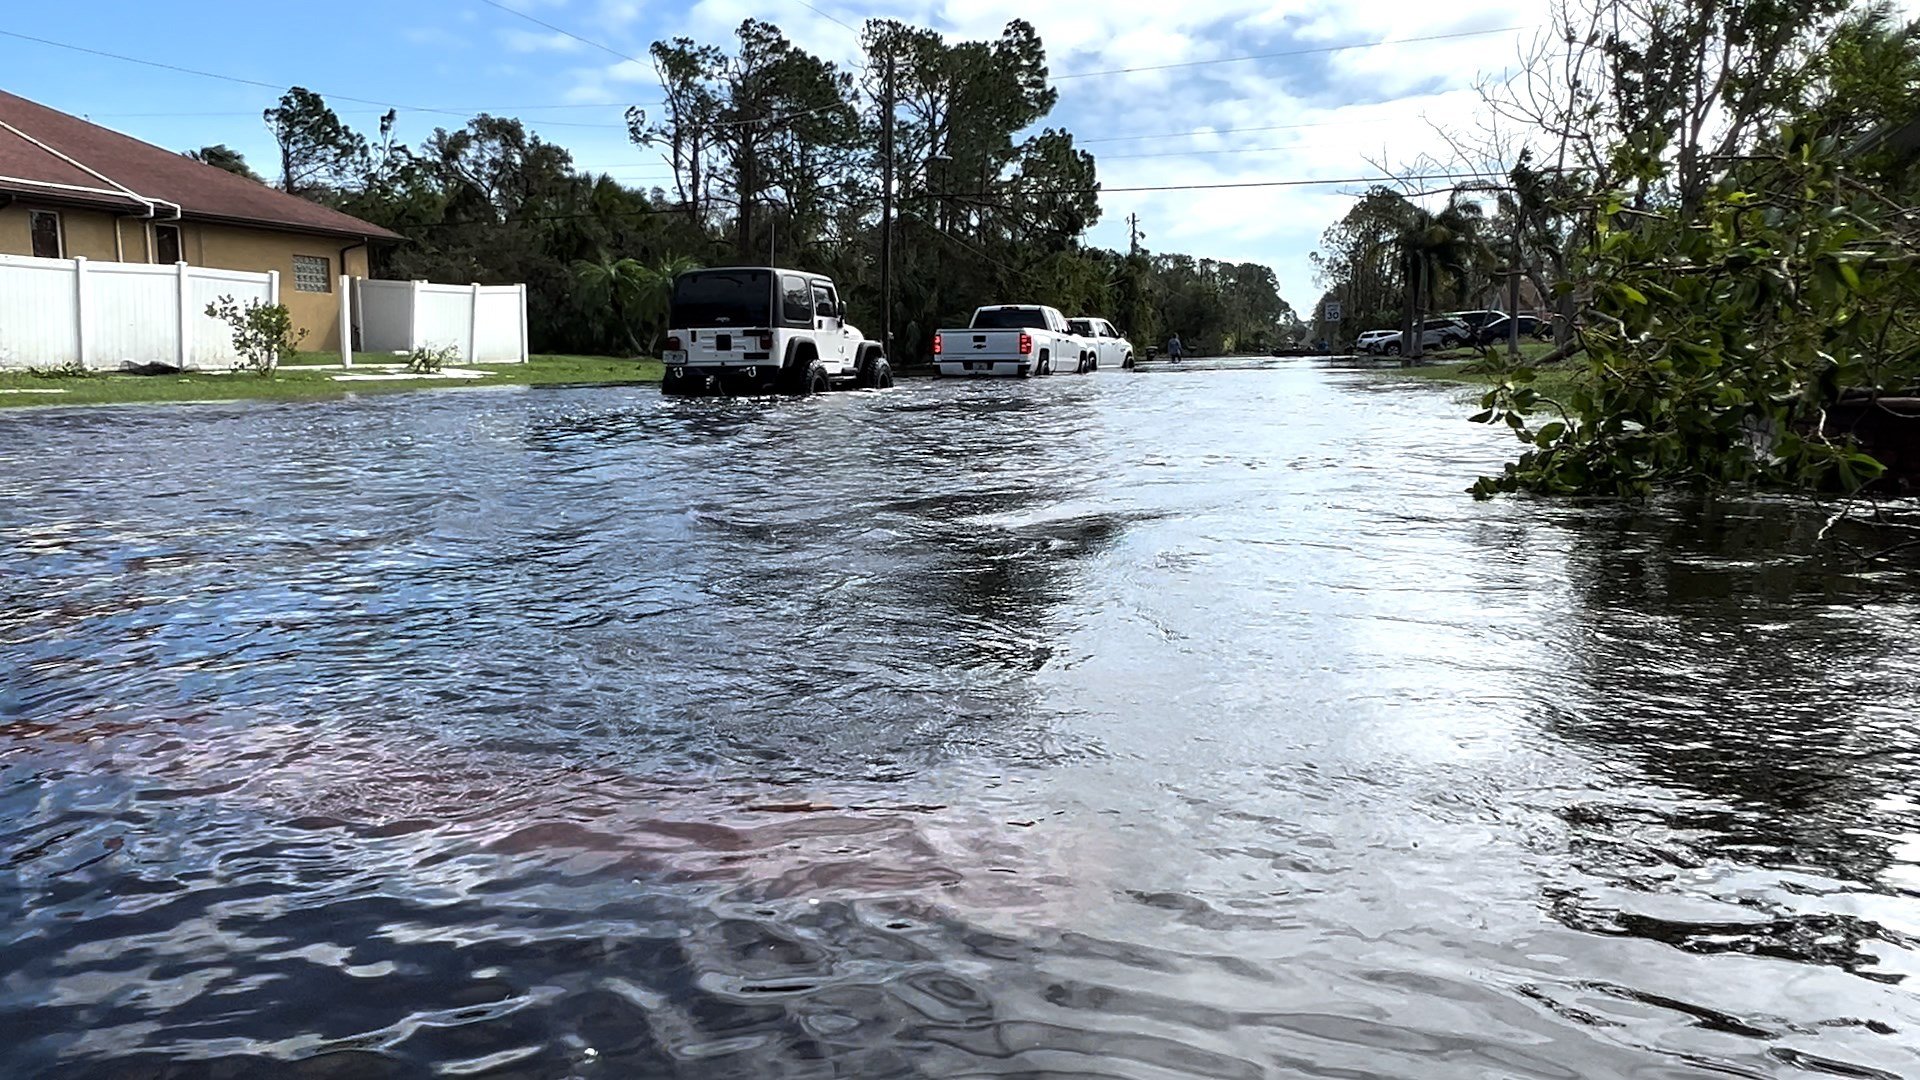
[660,267,892,397]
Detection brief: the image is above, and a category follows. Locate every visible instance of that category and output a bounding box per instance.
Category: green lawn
[0,354,662,409]
[1384,348,1589,405]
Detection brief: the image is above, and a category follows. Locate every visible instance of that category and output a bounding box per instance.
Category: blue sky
[7,0,1613,313]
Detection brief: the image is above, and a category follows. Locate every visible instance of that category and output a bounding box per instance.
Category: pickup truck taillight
[1018,332,1033,355]
[666,335,682,351]
[932,333,943,355]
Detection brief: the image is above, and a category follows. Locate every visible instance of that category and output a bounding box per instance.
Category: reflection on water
[2,365,1918,1078]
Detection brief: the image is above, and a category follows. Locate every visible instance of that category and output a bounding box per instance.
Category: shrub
[205,295,307,376]
[405,345,460,374]
[26,360,92,379]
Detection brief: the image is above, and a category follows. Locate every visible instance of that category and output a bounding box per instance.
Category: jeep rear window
[971,308,1048,330]
[671,270,773,327]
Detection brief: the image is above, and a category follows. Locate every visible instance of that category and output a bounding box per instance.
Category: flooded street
[3,360,1919,1078]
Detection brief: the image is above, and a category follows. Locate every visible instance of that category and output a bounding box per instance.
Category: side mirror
[838,300,848,318]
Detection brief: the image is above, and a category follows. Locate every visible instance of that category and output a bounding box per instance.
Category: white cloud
[501,29,585,53]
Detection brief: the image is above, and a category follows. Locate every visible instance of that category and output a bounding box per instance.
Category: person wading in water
[1167,333,1184,363]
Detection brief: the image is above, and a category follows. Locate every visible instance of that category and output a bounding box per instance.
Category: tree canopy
[239,17,1294,359]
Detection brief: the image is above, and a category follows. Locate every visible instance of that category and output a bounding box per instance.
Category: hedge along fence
[350,280,528,366]
[0,253,277,371]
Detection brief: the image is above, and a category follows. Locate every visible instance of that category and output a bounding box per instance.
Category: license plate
[664,350,687,363]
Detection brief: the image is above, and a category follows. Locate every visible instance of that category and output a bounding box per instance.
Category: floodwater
[2,359,1919,1079]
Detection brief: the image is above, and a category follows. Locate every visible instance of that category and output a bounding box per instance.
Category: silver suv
[1358,319,1472,356]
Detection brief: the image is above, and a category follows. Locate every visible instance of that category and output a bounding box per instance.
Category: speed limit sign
[1324,302,1343,323]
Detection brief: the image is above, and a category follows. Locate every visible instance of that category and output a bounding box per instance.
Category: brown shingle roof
[0,90,400,241]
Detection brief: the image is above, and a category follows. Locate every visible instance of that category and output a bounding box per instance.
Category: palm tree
[572,255,700,356]
[1391,194,1486,362]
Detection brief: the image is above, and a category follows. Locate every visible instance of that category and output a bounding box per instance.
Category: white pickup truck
[934,305,1097,378]
[1067,317,1135,370]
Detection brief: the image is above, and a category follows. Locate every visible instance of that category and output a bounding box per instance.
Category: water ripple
[2,364,1919,1077]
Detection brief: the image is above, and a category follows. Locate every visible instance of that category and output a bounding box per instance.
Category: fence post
[72,256,91,370]
[338,275,353,368]
[468,282,481,365]
[176,262,192,370]
[410,279,423,352]
[518,283,529,363]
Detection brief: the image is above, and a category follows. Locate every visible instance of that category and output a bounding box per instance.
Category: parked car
[661,266,891,396]
[935,305,1097,377]
[1355,329,1400,354]
[1475,313,1549,345]
[1067,317,1136,370]
[1356,318,1473,355]
[1446,310,1507,336]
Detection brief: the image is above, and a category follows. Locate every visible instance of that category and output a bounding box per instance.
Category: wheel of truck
[1122,353,1135,370]
[859,356,894,389]
[780,352,817,394]
[1384,341,1402,357]
[1088,354,1099,373]
[1039,353,1053,376]
[790,360,829,396]
[1075,352,1091,374]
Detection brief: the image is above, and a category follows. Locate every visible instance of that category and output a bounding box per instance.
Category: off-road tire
[795,360,830,396]
[859,356,894,389]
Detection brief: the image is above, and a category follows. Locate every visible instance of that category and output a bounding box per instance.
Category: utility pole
[1126,212,1143,257]
[1507,213,1522,360]
[877,51,896,358]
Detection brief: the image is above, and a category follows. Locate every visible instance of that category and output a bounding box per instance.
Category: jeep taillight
[760,332,774,349]
[666,335,682,351]
[1018,332,1033,355]
[932,333,943,355]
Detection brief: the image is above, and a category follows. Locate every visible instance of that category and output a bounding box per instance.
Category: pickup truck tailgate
[947,329,1030,359]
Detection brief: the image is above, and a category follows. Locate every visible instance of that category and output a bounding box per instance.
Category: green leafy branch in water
[1470,130,1917,500]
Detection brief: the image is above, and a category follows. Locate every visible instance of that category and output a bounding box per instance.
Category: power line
[1077,118,1400,145]
[793,0,860,33]
[89,104,665,118]
[0,28,453,114]
[1052,25,1534,80]
[1101,140,1369,162]
[934,171,1503,198]
[473,0,650,67]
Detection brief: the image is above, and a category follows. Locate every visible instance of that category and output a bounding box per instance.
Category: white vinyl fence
[351,279,528,365]
[0,253,276,371]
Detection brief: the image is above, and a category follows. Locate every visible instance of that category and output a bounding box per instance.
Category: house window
[28,211,62,259]
[155,224,182,265]
[293,254,330,293]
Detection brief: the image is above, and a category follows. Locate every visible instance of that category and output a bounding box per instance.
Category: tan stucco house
[0,90,399,352]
